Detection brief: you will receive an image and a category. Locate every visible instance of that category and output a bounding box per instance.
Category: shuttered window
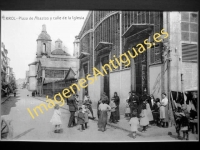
[182,43,198,62]
[150,44,162,64]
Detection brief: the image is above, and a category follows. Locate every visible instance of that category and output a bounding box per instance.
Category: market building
[28,24,78,96]
[76,11,198,114]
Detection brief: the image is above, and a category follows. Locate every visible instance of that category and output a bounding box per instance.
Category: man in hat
[128,91,139,116]
[67,94,78,127]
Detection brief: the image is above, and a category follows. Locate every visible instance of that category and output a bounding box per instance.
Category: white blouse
[161,97,168,106]
[99,103,111,111]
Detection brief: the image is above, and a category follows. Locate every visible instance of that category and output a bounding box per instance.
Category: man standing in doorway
[128,91,139,117]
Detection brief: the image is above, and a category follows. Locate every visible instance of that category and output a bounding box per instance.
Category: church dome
[51,49,71,56]
[37,24,51,41]
[37,32,51,41]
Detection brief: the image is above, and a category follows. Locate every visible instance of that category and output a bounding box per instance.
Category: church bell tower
[36,24,52,58]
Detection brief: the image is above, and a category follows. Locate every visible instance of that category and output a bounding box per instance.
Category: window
[150,44,162,64]
[182,43,197,62]
[181,12,198,42]
[43,43,46,53]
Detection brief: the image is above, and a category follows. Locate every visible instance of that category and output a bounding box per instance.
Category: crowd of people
[49,90,198,140]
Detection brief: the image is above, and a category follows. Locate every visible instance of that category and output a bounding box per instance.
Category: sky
[1,11,89,79]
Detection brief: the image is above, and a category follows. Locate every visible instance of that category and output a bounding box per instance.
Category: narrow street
[1,89,198,141]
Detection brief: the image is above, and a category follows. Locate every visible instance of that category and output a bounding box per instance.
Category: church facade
[28,25,78,96]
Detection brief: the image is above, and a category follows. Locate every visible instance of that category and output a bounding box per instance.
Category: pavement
[33,95,199,140]
[1,95,11,104]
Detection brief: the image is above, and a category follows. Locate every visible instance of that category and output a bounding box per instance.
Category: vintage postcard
[1,10,198,142]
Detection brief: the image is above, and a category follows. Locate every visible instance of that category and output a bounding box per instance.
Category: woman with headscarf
[97,99,102,119]
[97,100,111,132]
[97,92,107,119]
[113,92,120,121]
[101,92,109,105]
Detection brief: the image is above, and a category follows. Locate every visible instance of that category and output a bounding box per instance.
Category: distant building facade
[1,42,15,97]
[76,11,198,114]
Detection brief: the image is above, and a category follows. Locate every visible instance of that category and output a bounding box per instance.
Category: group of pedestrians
[49,89,197,141]
[50,91,96,133]
[126,91,173,138]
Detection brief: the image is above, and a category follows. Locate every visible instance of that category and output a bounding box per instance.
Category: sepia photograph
[1,10,198,142]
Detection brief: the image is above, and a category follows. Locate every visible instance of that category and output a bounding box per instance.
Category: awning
[94,42,113,52]
[78,52,90,59]
[184,87,197,92]
[122,24,153,38]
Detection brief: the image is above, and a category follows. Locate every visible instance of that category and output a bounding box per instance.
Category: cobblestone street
[1,89,198,141]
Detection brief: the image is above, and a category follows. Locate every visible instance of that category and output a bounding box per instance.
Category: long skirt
[84,113,89,123]
[164,105,169,122]
[107,111,111,123]
[98,111,107,130]
[115,106,120,120]
[152,112,159,121]
[146,104,153,122]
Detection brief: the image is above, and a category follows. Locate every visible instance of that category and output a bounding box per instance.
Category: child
[110,98,117,123]
[145,99,154,126]
[82,105,90,129]
[109,98,117,123]
[152,98,160,126]
[77,107,85,132]
[175,106,189,140]
[125,99,131,118]
[50,104,62,133]
[156,98,161,126]
[129,112,139,139]
[139,102,149,132]
[189,109,198,134]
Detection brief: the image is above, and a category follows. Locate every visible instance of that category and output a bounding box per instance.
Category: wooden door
[101,56,110,98]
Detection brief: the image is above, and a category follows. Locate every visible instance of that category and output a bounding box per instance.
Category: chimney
[42,24,46,32]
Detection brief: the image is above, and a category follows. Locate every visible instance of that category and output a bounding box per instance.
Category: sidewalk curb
[1,96,11,104]
[92,118,146,137]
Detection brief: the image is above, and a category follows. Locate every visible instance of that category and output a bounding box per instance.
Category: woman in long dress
[145,99,154,125]
[97,99,102,119]
[97,100,111,132]
[113,92,120,121]
[160,92,169,128]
